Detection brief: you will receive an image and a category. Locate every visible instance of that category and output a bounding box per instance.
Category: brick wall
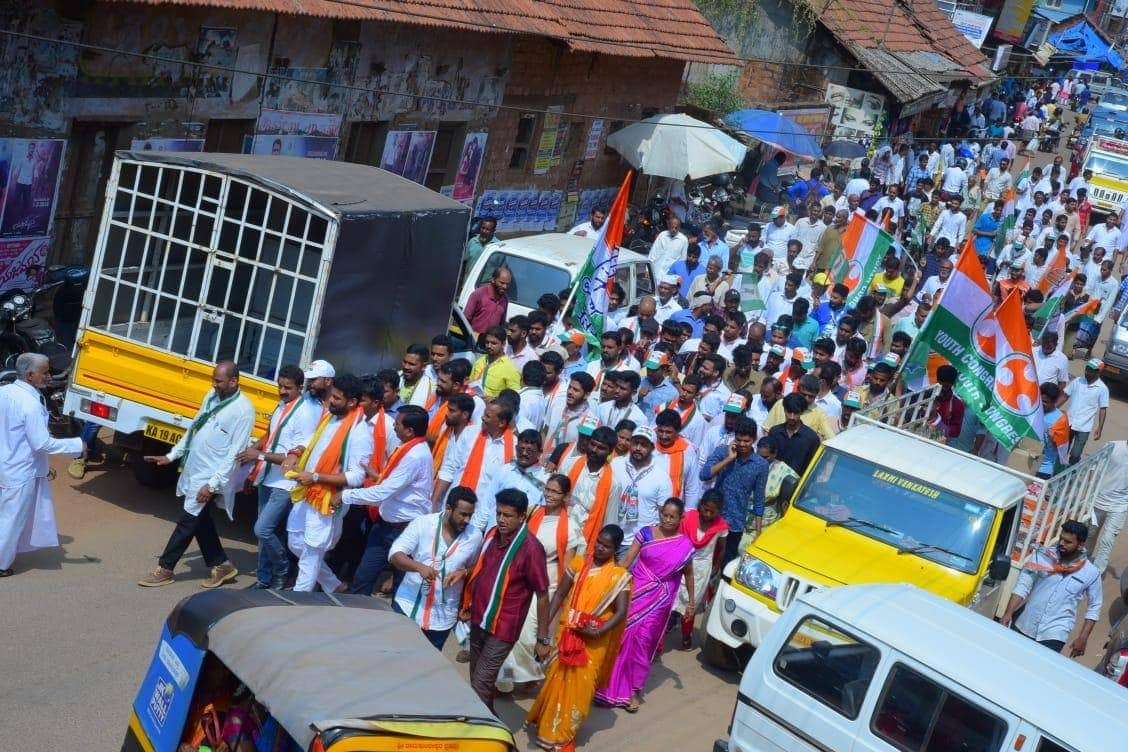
[477,36,686,195]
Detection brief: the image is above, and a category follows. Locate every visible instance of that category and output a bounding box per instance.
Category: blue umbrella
[723,109,825,160]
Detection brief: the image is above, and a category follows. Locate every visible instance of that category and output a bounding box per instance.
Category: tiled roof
[112,0,735,64]
[813,0,993,102]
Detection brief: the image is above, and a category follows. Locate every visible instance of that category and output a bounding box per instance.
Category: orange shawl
[365,410,389,482]
[528,505,571,584]
[290,407,364,515]
[656,436,690,498]
[566,456,615,551]
[458,428,514,490]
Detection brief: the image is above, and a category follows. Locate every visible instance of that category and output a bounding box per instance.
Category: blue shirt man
[669,249,705,299]
[700,417,768,561]
[972,206,1003,257]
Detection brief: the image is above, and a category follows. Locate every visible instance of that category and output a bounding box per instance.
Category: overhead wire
[0,27,1076,145]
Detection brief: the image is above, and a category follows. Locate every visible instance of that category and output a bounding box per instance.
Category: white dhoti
[286,500,342,592]
[0,478,59,570]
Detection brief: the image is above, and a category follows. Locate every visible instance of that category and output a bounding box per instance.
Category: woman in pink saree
[595,497,694,713]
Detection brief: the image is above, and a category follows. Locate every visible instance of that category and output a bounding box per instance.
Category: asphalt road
[4,127,1128,750]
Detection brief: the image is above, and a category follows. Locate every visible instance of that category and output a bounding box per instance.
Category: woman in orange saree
[526,525,631,752]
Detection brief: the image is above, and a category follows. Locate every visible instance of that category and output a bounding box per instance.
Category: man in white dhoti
[137,360,255,588]
[0,353,85,577]
[286,373,372,592]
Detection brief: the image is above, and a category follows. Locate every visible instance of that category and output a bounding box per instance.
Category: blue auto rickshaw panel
[131,624,207,752]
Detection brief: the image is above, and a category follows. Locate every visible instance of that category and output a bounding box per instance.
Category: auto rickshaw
[123,589,516,752]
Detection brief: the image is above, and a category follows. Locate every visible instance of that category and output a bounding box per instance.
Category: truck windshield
[1085,152,1128,175]
[476,252,571,310]
[793,449,995,574]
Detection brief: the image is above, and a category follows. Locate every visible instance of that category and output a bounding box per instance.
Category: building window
[871,663,1007,752]
[772,617,880,719]
[343,121,389,166]
[510,113,537,169]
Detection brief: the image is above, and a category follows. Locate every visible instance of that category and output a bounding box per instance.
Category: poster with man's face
[452,132,488,204]
[0,139,65,238]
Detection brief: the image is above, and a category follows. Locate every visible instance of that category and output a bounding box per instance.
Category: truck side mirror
[779,475,799,503]
[988,555,1010,582]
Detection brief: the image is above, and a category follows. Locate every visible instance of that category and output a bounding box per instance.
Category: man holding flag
[568,171,634,361]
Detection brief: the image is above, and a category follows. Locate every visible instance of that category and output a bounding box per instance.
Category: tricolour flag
[827,210,895,308]
[1062,297,1100,327]
[1047,410,1070,468]
[1037,246,1069,295]
[571,170,632,356]
[911,244,998,412]
[986,289,1044,449]
[1034,270,1077,337]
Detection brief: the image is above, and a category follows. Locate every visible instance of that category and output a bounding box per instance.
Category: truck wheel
[131,437,178,488]
[701,633,739,671]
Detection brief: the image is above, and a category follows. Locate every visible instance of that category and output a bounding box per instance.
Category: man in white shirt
[654,274,684,324]
[0,353,85,577]
[939,162,968,198]
[1085,214,1122,258]
[929,197,968,248]
[1059,360,1110,464]
[1090,440,1128,574]
[1032,331,1070,389]
[649,215,689,279]
[610,425,674,550]
[237,364,322,589]
[282,374,373,593]
[341,405,434,596]
[400,344,436,407]
[872,186,906,232]
[984,158,1013,201]
[1014,165,1042,217]
[653,408,703,508]
[434,401,516,505]
[472,429,549,533]
[568,206,607,238]
[596,370,648,429]
[139,360,257,588]
[792,204,832,271]
[1089,260,1120,324]
[505,315,538,373]
[762,207,797,264]
[389,486,483,649]
[1001,520,1101,656]
[1068,169,1092,200]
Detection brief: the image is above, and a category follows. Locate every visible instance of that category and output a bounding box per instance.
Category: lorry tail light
[81,398,117,421]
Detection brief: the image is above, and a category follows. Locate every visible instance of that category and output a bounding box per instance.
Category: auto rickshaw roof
[115,151,469,219]
[166,590,510,749]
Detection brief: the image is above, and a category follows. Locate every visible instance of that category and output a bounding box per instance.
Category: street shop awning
[1047,18,1126,71]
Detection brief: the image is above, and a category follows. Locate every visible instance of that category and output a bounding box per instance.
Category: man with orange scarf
[336,405,434,596]
[427,359,483,436]
[564,425,622,551]
[430,393,476,481]
[433,401,515,508]
[653,408,703,508]
[285,374,373,593]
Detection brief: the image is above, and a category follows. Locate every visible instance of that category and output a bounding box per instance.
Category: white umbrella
[606,113,747,180]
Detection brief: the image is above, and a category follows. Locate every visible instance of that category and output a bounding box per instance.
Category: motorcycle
[628,193,670,250]
[0,264,89,436]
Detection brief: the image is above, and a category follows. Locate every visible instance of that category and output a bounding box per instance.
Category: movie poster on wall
[252,109,341,160]
[130,138,206,152]
[0,237,50,294]
[451,132,488,204]
[380,130,438,185]
[825,84,885,141]
[0,139,66,239]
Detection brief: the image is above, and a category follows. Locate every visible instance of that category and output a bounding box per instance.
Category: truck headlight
[1110,341,1128,357]
[734,553,779,599]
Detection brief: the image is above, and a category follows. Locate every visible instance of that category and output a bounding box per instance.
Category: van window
[772,617,880,719]
[1036,741,1072,752]
[476,252,571,310]
[871,663,1007,752]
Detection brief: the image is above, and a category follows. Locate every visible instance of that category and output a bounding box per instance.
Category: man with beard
[596,370,647,429]
[303,359,335,409]
[723,344,763,397]
[474,429,549,532]
[569,205,607,237]
[430,393,476,481]
[389,485,483,649]
[610,425,674,552]
[399,344,434,407]
[561,425,622,550]
[654,409,703,508]
[283,374,373,593]
[700,416,767,562]
[339,405,433,597]
[542,371,594,456]
[435,401,516,506]
[747,377,781,430]
[765,394,820,475]
[505,315,537,372]
[1001,520,1101,656]
[858,358,895,405]
[138,361,255,588]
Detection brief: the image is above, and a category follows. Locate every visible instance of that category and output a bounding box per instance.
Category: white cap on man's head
[305,359,335,379]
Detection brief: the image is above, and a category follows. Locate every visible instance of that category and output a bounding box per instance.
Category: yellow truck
[702,388,1115,668]
[63,151,469,485]
[1083,135,1128,216]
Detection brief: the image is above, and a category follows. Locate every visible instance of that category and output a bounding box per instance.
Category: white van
[716,584,1128,752]
[457,233,654,320]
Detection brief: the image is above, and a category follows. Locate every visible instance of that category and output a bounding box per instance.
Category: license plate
[144,420,184,446]
[1104,364,1120,374]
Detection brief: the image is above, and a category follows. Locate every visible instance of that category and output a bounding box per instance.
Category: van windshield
[793,449,995,574]
[1085,152,1128,175]
[476,251,571,310]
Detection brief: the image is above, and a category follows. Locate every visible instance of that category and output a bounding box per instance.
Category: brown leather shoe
[138,567,175,587]
[201,562,238,589]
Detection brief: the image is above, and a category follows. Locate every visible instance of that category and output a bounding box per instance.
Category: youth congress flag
[987,289,1044,449]
[827,210,894,308]
[571,170,632,354]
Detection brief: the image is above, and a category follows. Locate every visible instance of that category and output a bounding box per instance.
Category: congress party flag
[827,210,895,308]
[986,289,1044,450]
[570,170,632,356]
